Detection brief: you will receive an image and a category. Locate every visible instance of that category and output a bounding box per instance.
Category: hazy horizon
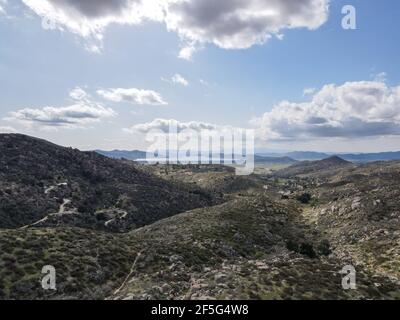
[1,0,400,153]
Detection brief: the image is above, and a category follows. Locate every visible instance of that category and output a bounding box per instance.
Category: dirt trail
[109,251,144,298]
[19,199,71,229]
[59,199,71,214]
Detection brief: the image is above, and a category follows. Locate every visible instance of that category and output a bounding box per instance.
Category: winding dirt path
[19,199,71,229]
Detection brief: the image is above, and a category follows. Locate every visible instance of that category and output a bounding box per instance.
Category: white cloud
[0,126,17,133]
[162,74,189,87]
[178,44,197,60]
[21,0,164,37]
[97,88,168,105]
[172,74,189,86]
[372,72,387,83]
[21,0,164,53]
[5,88,116,129]
[303,87,316,96]
[124,118,219,134]
[69,86,88,100]
[164,0,329,50]
[22,0,330,57]
[255,80,400,141]
[0,0,7,15]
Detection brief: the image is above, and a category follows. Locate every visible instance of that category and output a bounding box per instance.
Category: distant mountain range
[256,151,400,162]
[284,151,332,161]
[273,155,354,178]
[95,149,147,161]
[96,150,296,165]
[96,149,400,164]
[283,151,400,162]
[336,151,400,162]
[254,155,298,165]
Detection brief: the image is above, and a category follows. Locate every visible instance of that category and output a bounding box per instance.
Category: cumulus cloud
[165,0,329,51]
[22,0,329,56]
[254,80,400,141]
[5,88,116,129]
[124,118,220,134]
[97,88,167,106]
[21,0,164,36]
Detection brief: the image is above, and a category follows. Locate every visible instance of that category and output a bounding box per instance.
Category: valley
[0,134,399,300]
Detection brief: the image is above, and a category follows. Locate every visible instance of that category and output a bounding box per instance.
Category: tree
[297,193,312,204]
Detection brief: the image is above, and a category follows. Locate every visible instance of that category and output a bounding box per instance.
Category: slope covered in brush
[0,134,217,230]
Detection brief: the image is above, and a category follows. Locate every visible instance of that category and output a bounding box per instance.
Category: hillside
[1,134,400,300]
[273,156,354,178]
[1,193,398,300]
[263,159,400,290]
[0,134,218,231]
[110,193,398,300]
[300,161,400,281]
[141,164,263,195]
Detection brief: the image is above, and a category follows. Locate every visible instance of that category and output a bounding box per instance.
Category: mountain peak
[321,155,351,165]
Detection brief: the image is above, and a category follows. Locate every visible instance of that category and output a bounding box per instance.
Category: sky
[0,0,400,153]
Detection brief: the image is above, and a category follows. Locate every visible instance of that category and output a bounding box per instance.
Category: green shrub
[297,193,312,204]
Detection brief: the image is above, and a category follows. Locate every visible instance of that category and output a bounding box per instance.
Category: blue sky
[1,0,400,152]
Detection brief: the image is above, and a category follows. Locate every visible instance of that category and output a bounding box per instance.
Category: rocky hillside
[0,134,218,231]
[110,193,399,300]
[301,161,400,281]
[1,193,398,300]
[142,164,263,196]
[262,159,400,295]
[1,134,400,300]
